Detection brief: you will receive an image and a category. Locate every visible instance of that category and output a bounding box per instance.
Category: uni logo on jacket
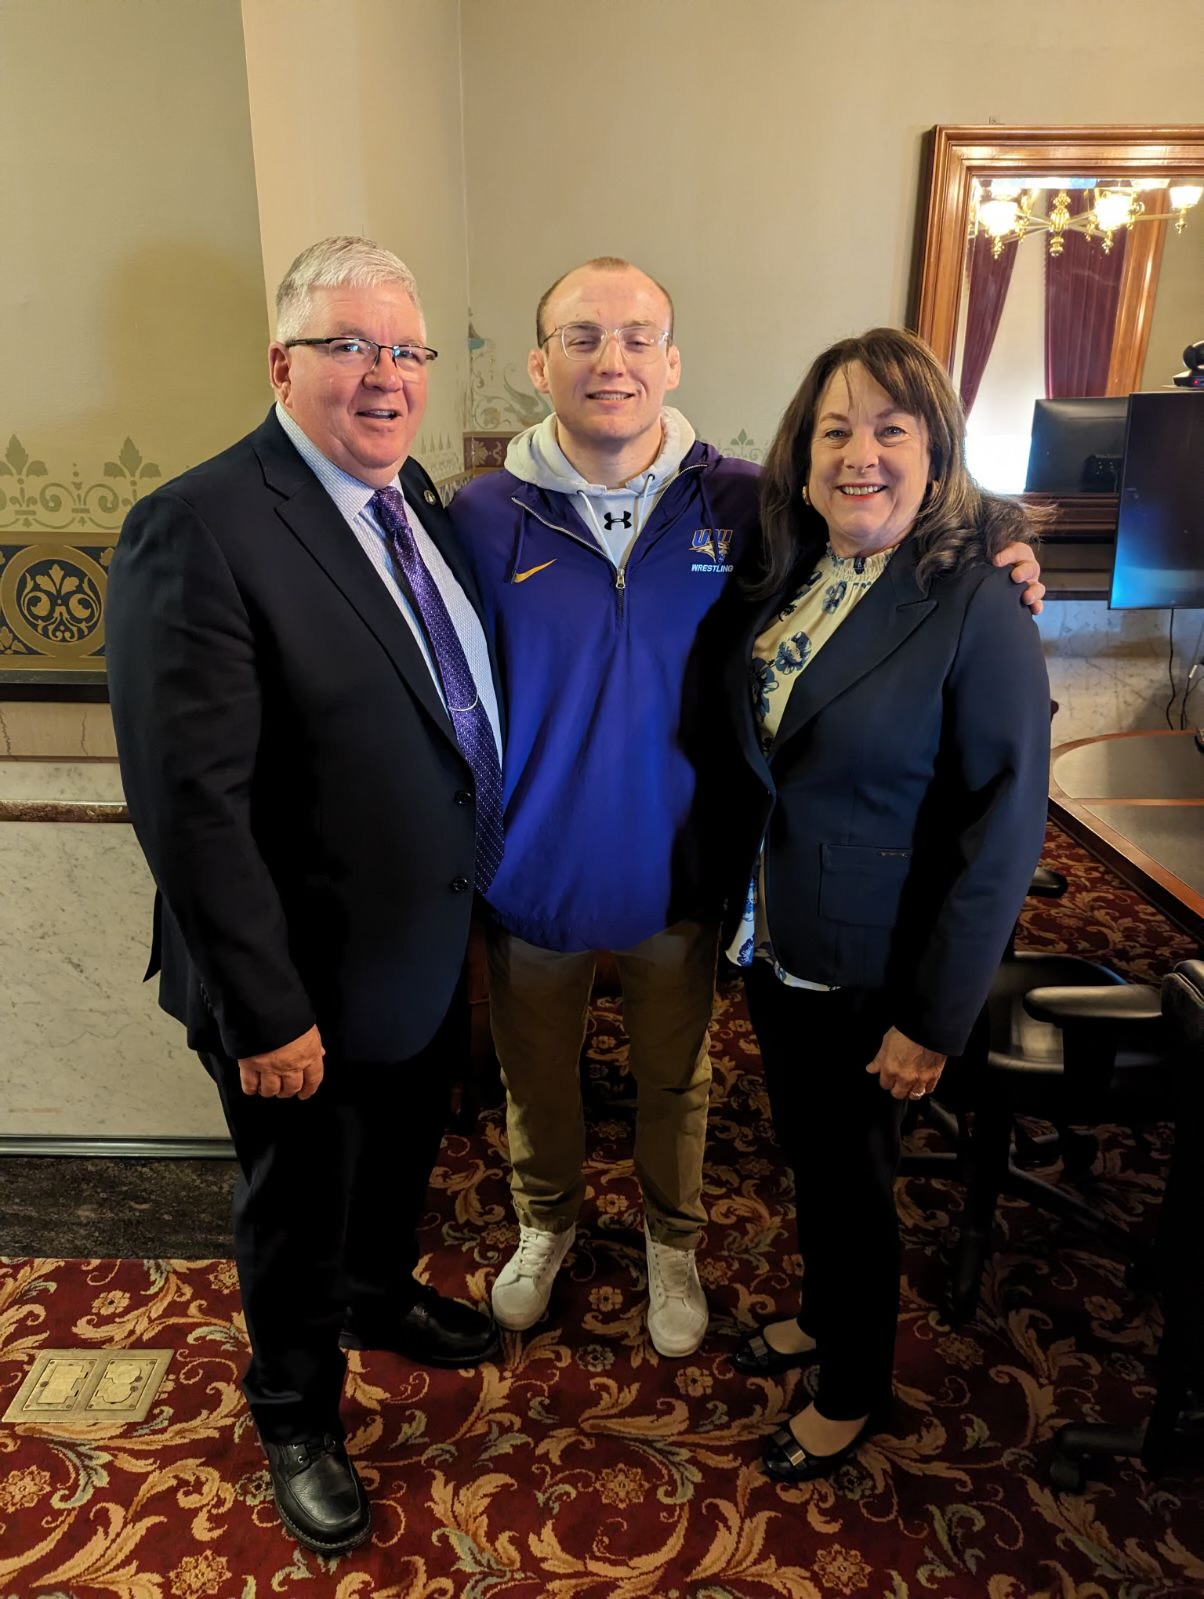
[690,527,733,572]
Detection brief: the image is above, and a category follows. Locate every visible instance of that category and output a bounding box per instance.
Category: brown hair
[749,326,1038,600]
[534,257,675,344]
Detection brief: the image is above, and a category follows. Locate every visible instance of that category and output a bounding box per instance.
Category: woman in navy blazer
[722,329,1050,1481]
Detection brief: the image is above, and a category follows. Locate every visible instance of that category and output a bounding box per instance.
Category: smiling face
[527,264,680,479]
[807,362,931,558]
[268,281,428,486]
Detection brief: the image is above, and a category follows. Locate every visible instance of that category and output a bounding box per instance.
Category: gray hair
[275,236,424,341]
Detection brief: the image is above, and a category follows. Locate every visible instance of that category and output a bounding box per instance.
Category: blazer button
[454,789,474,806]
[450,876,471,893]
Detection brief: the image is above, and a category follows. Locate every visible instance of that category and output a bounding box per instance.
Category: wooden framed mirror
[909,126,1204,592]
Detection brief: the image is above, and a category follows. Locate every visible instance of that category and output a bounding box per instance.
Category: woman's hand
[865,1026,946,1100]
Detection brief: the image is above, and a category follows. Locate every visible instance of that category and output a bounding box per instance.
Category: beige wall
[2,0,469,501]
[241,0,470,485]
[460,0,1203,457]
[0,0,268,693]
[0,0,269,485]
[1,0,467,703]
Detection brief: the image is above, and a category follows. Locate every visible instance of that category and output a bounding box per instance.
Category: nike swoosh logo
[513,560,557,584]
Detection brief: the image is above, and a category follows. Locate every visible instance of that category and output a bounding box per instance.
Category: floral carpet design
[0,826,1201,1598]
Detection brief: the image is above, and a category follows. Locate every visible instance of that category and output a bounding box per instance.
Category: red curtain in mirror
[959,233,1018,417]
[1045,192,1128,397]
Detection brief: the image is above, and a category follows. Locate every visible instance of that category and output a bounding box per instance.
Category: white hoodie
[503,406,698,566]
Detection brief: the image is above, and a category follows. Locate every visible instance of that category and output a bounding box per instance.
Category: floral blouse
[726,542,897,987]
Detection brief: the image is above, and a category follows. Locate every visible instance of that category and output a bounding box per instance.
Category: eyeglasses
[541,322,672,362]
[284,336,439,374]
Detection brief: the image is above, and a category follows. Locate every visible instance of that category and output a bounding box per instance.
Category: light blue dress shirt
[275,403,501,759]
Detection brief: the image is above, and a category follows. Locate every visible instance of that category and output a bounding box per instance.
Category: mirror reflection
[950,174,1204,491]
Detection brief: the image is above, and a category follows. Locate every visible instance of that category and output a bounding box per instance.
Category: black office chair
[1024,961,1204,1487]
[903,865,1164,1322]
[981,864,1111,1177]
[943,951,1173,1321]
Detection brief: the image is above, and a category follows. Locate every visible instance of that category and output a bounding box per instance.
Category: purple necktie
[371,487,504,892]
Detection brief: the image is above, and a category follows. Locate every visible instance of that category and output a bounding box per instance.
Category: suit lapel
[251,415,457,746]
[400,458,470,591]
[771,537,936,750]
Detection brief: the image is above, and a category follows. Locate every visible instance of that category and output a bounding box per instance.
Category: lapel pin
[423,489,437,505]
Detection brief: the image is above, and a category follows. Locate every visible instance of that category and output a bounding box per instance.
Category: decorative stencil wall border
[0,430,476,683]
[412,430,462,488]
[0,436,161,675]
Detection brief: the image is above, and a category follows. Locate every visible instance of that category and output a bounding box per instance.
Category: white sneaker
[491,1225,576,1330]
[644,1223,709,1357]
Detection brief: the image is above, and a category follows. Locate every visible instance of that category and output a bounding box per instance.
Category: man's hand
[238,1024,325,1099]
[994,540,1045,615]
[866,1026,946,1101]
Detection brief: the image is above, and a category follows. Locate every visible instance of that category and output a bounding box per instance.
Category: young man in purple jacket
[450,258,1043,1357]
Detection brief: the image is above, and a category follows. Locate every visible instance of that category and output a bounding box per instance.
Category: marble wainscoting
[0,759,228,1152]
[0,701,117,759]
[1036,602,1204,743]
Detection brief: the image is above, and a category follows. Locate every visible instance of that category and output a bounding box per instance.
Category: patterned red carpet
[0,826,1200,1598]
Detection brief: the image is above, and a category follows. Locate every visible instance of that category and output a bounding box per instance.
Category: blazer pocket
[819,844,912,927]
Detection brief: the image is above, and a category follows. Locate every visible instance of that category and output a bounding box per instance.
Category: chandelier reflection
[971,177,1204,257]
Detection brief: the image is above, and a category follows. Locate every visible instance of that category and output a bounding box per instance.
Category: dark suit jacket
[106,410,494,1064]
[722,537,1051,1057]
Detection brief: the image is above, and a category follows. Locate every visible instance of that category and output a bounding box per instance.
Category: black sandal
[732,1326,818,1377]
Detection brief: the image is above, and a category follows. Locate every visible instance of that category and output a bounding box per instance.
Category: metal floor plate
[3,1349,172,1426]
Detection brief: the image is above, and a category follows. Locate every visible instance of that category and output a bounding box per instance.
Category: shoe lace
[286,1433,340,1470]
[649,1242,696,1301]
[513,1229,563,1282]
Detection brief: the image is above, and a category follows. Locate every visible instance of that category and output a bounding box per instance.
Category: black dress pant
[745,963,905,1421]
[202,986,465,1443]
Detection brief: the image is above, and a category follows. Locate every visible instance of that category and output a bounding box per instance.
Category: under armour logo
[603,511,633,530]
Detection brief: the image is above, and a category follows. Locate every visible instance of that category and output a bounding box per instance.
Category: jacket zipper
[511,499,600,557]
[511,499,635,618]
[509,460,706,623]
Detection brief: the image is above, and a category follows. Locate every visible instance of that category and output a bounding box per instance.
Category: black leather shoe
[264,1434,371,1555]
[732,1325,819,1377]
[340,1283,500,1369]
[763,1409,885,1483]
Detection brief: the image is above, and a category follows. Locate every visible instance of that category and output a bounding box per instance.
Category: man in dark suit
[105,236,502,1556]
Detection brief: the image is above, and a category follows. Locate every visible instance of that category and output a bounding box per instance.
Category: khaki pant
[485,919,718,1249]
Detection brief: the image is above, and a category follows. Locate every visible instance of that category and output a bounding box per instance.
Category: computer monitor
[1024,396,1130,493]
[1110,390,1204,610]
